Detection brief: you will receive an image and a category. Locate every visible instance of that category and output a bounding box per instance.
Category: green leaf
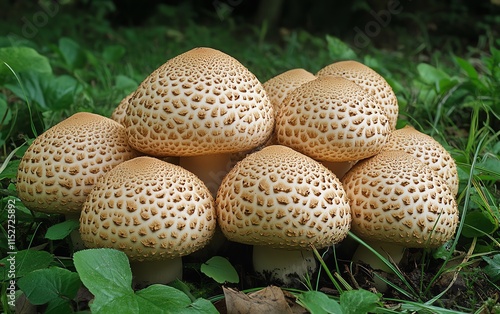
[417,63,451,86]
[0,46,52,82]
[326,35,357,61]
[462,210,498,238]
[103,45,126,63]
[201,256,239,283]
[296,291,343,314]
[45,219,80,240]
[136,284,191,310]
[482,254,500,282]
[0,249,54,280]
[455,56,479,81]
[115,75,138,93]
[17,267,81,305]
[73,248,134,312]
[58,37,86,71]
[339,289,380,314]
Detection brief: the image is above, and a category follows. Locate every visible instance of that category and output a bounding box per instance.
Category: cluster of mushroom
[16,46,459,289]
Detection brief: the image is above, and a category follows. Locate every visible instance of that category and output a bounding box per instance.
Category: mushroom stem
[179,153,234,197]
[320,160,356,179]
[252,246,317,287]
[352,240,405,292]
[130,258,183,288]
[64,213,85,251]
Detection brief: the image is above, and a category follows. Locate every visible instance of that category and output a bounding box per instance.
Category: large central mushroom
[124,47,274,195]
[216,145,351,286]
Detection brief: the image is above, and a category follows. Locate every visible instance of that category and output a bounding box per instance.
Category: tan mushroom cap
[262,68,316,117]
[111,92,134,126]
[316,60,399,131]
[275,76,391,162]
[124,47,274,157]
[80,156,216,261]
[342,150,459,248]
[16,112,138,214]
[216,145,351,250]
[381,125,459,196]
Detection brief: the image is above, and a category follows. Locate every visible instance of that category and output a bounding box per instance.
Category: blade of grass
[311,245,344,293]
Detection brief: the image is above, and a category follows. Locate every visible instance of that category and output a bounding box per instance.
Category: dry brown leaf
[223,286,294,314]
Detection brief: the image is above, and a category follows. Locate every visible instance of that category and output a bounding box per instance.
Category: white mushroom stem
[130,258,183,288]
[352,240,406,292]
[64,213,85,251]
[252,246,317,287]
[321,161,356,179]
[179,153,234,197]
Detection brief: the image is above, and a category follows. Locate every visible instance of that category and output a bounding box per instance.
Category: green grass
[1,4,499,314]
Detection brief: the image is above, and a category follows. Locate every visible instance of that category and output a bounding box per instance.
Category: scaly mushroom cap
[381,125,459,196]
[16,112,138,214]
[342,150,459,248]
[262,68,316,117]
[124,47,274,157]
[216,145,351,250]
[316,60,399,131]
[111,92,133,126]
[275,76,391,162]
[80,156,216,261]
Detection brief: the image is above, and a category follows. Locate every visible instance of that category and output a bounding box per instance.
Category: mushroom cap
[262,68,316,117]
[79,156,216,261]
[341,150,459,248]
[275,76,391,162]
[16,112,139,214]
[316,60,399,131]
[381,125,459,196]
[124,47,274,157]
[216,145,351,250]
[111,92,134,126]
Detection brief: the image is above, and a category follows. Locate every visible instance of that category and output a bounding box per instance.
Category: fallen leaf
[223,286,294,314]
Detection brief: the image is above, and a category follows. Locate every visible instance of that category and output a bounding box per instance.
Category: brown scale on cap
[111,92,133,126]
[317,60,399,131]
[216,145,351,249]
[382,125,459,196]
[342,150,459,248]
[16,112,138,214]
[262,68,316,118]
[80,156,216,261]
[275,76,391,163]
[124,47,274,157]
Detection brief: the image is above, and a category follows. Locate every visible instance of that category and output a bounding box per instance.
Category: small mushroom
[124,47,274,196]
[262,68,316,119]
[275,76,391,177]
[111,92,134,126]
[216,145,351,286]
[341,150,459,291]
[16,112,138,248]
[79,156,217,287]
[381,125,459,196]
[317,60,399,131]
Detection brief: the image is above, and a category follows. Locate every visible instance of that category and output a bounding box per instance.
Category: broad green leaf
[115,75,138,93]
[417,63,450,86]
[17,267,81,305]
[73,248,134,311]
[0,249,54,280]
[201,256,239,283]
[462,211,498,238]
[136,284,191,311]
[482,254,500,282]
[339,289,380,314]
[58,37,86,70]
[0,46,52,82]
[45,219,80,240]
[326,35,357,61]
[176,298,219,314]
[296,291,343,314]
[103,45,126,63]
[455,56,479,80]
